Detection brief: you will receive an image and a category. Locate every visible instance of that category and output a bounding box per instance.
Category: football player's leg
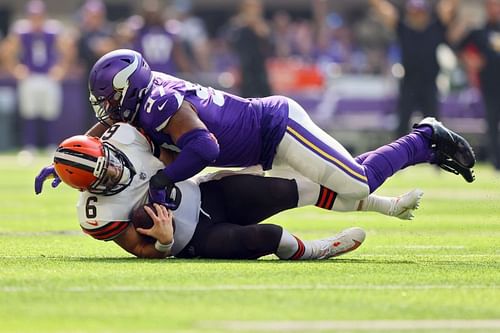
[276,98,439,196]
[199,174,299,226]
[18,76,40,148]
[354,128,434,190]
[177,217,283,259]
[276,227,366,260]
[274,98,370,199]
[41,77,63,148]
[356,119,476,183]
[285,171,423,220]
[179,216,364,260]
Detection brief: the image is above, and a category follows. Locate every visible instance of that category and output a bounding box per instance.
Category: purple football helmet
[89,49,152,123]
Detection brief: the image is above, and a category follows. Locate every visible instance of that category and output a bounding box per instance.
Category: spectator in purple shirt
[2,0,74,152]
[117,0,190,75]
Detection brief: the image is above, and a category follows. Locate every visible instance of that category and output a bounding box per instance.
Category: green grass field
[0,154,499,333]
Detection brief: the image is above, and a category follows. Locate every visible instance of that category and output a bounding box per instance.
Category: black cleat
[413,117,476,183]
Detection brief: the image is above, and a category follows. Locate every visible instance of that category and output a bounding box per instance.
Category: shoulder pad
[104,123,137,145]
[140,87,185,132]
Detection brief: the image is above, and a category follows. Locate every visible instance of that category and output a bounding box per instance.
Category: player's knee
[265,178,298,204]
[241,224,283,256]
[335,181,370,200]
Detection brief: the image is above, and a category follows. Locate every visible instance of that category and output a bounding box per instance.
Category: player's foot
[307,227,366,259]
[388,189,424,220]
[413,117,476,183]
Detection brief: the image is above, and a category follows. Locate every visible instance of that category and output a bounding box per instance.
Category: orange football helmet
[53,135,135,195]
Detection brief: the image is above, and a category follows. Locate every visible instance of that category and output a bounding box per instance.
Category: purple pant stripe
[286,118,367,183]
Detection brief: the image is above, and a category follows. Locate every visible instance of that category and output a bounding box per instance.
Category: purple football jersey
[138,72,289,169]
[133,26,178,74]
[14,20,60,73]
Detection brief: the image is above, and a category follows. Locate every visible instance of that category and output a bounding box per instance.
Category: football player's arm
[369,0,398,30]
[150,101,219,191]
[113,204,174,259]
[113,224,170,259]
[49,32,76,81]
[158,147,178,166]
[85,120,115,137]
[1,32,29,80]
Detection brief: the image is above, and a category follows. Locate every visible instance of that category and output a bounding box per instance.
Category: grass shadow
[49,256,418,266]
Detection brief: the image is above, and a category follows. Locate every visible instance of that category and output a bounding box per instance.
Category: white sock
[274,170,396,217]
[276,229,313,260]
[359,194,394,215]
[275,171,320,207]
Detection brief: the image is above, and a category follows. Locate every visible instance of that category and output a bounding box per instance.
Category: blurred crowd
[0,0,498,169]
[0,0,403,90]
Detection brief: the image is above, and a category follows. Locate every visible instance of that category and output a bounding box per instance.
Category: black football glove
[148,171,182,210]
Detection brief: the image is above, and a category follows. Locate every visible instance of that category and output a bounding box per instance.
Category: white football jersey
[76,123,201,255]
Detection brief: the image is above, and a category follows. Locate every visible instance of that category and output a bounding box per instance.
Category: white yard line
[0,230,81,237]
[358,254,500,258]
[374,245,466,250]
[1,284,498,293]
[1,252,499,260]
[198,320,500,331]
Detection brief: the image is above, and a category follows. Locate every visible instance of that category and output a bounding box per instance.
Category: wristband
[154,239,174,253]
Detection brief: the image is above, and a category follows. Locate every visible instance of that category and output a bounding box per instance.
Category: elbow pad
[161,129,220,183]
[176,128,220,163]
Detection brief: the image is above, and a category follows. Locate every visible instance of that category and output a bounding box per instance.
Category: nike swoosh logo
[87,221,99,226]
[158,100,168,111]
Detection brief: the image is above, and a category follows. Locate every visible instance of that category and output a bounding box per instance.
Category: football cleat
[306,227,366,259]
[413,117,476,183]
[388,189,424,220]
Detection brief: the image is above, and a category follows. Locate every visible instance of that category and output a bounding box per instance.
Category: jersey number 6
[85,196,98,219]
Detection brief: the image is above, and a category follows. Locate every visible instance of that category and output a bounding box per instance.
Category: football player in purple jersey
[46,123,428,260]
[116,0,190,75]
[2,0,74,151]
[36,49,476,209]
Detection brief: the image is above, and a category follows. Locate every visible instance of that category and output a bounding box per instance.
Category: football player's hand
[34,164,61,195]
[148,187,167,205]
[148,171,181,210]
[148,187,181,210]
[136,203,174,245]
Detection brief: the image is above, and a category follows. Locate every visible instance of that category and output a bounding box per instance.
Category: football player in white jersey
[45,123,423,259]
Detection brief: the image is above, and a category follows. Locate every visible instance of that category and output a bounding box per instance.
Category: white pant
[272,97,369,200]
[18,74,62,120]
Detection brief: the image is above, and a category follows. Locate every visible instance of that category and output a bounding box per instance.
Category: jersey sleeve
[10,19,29,35]
[140,84,185,135]
[80,221,129,241]
[77,192,132,241]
